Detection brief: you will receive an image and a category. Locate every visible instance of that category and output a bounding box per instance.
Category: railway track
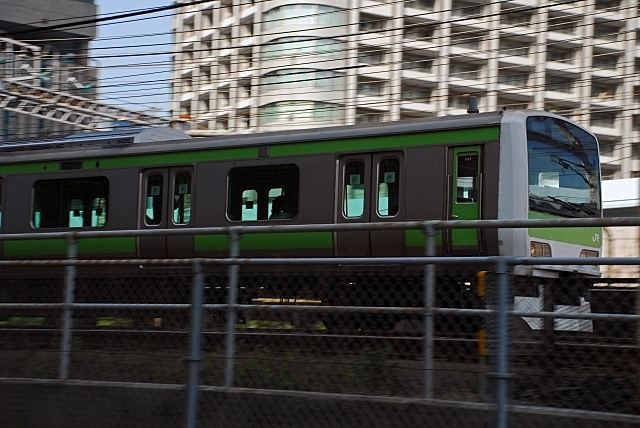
[1,327,638,367]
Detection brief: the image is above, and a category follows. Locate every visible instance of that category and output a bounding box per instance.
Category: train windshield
[527,116,601,218]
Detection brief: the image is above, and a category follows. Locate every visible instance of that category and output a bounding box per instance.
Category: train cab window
[377,158,400,217]
[145,174,164,226]
[343,160,365,218]
[456,153,478,203]
[172,171,192,225]
[33,177,109,229]
[228,164,299,221]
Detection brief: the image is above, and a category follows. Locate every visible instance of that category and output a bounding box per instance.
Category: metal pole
[185,260,205,428]
[423,224,437,399]
[495,257,511,428]
[224,229,241,388]
[59,234,77,380]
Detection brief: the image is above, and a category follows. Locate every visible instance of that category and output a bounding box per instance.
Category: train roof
[0,110,507,164]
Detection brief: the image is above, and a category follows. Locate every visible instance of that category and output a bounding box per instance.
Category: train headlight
[530,241,551,257]
[580,249,599,258]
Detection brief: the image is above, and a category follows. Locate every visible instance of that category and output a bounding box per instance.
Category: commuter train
[0,108,602,327]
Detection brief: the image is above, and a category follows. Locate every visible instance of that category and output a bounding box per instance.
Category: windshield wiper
[546,195,578,211]
[547,196,598,216]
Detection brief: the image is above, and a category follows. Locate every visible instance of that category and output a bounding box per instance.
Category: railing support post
[423,223,437,399]
[185,260,205,428]
[59,234,77,380]
[495,257,511,428]
[224,229,241,388]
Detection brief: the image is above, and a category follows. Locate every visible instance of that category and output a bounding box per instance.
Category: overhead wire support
[0,79,171,130]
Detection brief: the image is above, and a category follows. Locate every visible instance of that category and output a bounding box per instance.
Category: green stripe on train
[4,237,136,256]
[404,230,443,247]
[195,232,333,252]
[0,127,499,174]
[270,127,500,157]
[528,211,602,248]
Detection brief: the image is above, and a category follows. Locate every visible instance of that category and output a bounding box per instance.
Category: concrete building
[171,0,640,179]
[0,0,97,139]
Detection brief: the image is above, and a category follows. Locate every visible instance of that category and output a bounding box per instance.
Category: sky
[91,0,173,116]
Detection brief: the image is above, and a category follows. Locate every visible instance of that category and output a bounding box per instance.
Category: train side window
[145,174,163,226]
[377,158,400,217]
[456,153,478,203]
[343,160,365,218]
[228,164,299,221]
[172,171,192,225]
[241,189,258,221]
[33,177,109,229]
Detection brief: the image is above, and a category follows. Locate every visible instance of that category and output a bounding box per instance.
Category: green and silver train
[0,109,602,325]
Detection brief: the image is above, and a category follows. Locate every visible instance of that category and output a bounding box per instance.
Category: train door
[449,146,482,255]
[139,166,195,258]
[336,152,404,257]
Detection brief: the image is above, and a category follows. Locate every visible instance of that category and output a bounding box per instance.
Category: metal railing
[1,218,640,428]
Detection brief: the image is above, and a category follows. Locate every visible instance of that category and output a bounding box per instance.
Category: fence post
[224,229,241,388]
[423,224,437,399]
[59,234,77,380]
[495,257,511,428]
[185,260,205,428]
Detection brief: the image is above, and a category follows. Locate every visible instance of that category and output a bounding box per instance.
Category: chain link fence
[1,222,640,428]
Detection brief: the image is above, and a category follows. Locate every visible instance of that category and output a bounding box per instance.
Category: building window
[259,101,343,125]
[548,16,577,35]
[449,63,480,81]
[358,48,386,66]
[360,14,386,32]
[593,23,622,41]
[228,165,299,221]
[33,177,109,229]
[263,4,345,31]
[497,71,529,87]
[450,31,483,50]
[591,82,617,100]
[499,40,530,57]
[357,80,385,97]
[592,54,619,71]
[355,111,384,124]
[451,1,483,17]
[401,86,432,103]
[262,37,345,61]
[260,69,343,94]
[402,54,433,73]
[405,0,435,10]
[546,76,575,94]
[547,48,576,64]
[591,112,617,128]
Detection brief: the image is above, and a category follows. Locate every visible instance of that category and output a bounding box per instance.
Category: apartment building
[171,0,640,179]
[0,0,97,139]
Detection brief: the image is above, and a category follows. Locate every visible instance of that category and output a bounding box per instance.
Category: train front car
[499,111,602,330]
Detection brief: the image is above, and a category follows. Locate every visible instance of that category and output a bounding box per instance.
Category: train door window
[92,198,107,226]
[0,178,4,227]
[172,171,192,225]
[145,173,164,226]
[377,157,400,217]
[241,189,258,221]
[33,177,109,229]
[456,153,478,203]
[343,160,365,218]
[228,164,299,221]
